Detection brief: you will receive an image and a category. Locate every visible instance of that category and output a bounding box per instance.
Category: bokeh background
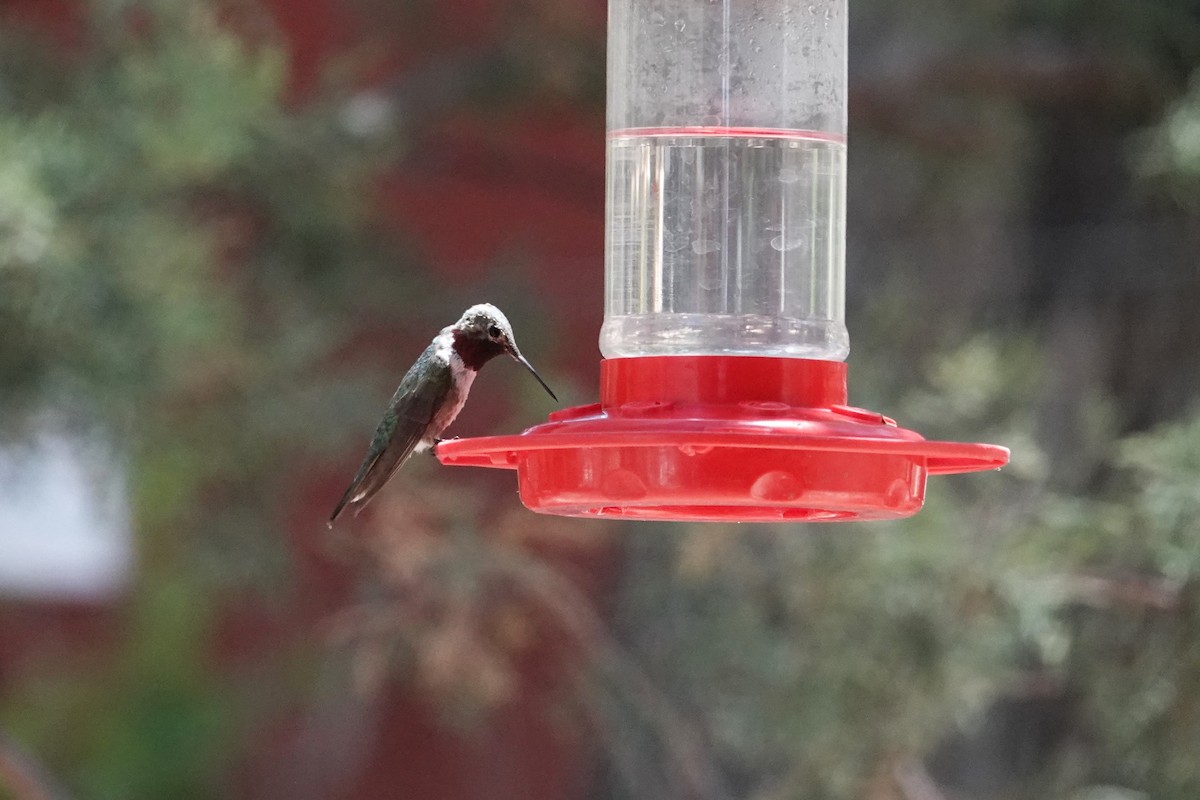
[2,1,1200,799]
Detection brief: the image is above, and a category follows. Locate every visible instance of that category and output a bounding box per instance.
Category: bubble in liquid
[778,167,801,183]
[691,239,721,255]
[770,232,806,252]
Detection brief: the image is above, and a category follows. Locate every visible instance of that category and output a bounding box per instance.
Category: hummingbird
[328,303,557,526]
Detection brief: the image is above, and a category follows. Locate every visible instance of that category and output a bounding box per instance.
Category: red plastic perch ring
[437,356,1009,522]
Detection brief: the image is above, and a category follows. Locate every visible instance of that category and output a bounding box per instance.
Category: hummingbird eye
[487,324,502,339]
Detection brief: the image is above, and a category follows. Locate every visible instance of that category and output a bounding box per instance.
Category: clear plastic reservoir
[601,0,849,360]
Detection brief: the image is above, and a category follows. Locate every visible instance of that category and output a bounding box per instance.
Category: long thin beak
[511,349,558,402]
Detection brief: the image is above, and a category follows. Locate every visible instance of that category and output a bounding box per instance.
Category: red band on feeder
[601,356,848,407]
[436,356,1009,522]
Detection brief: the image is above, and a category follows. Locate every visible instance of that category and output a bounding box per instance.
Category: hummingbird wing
[328,346,454,525]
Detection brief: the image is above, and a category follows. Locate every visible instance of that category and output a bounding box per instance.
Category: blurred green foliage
[1146,75,1200,197]
[0,2,431,798]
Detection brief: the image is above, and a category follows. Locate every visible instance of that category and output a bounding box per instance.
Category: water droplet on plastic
[741,400,790,414]
[692,239,721,255]
[750,470,802,502]
[650,11,665,25]
[778,167,800,183]
[675,19,686,32]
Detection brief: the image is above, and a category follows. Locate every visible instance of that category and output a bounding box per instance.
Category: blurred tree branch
[1054,573,1182,612]
[332,485,728,800]
[495,552,732,800]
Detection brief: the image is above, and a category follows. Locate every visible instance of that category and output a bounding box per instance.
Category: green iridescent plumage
[328,343,453,524]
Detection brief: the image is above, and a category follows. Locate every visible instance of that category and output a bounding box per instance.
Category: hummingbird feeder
[437,0,1008,521]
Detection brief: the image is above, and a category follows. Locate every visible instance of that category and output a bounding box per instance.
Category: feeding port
[437,0,1008,522]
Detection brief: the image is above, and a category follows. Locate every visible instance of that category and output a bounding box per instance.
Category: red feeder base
[437,357,1009,522]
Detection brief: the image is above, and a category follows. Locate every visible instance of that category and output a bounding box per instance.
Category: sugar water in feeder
[602,0,848,360]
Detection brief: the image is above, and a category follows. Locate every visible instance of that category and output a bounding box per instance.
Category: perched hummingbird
[328,303,557,526]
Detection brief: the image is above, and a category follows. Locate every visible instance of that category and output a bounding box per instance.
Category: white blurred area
[0,432,132,601]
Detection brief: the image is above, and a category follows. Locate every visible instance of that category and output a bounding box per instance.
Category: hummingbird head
[451,304,558,401]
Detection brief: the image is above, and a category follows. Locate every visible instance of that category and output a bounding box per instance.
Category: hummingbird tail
[327,489,357,528]
[329,482,376,527]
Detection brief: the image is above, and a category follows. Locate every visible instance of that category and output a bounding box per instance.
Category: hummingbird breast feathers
[416,330,475,450]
